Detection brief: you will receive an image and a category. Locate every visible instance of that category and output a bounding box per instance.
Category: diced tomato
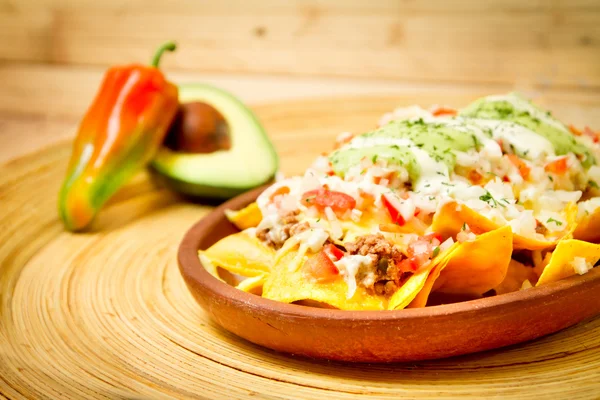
[569,124,582,136]
[431,106,458,117]
[507,154,531,180]
[269,186,290,201]
[467,169,484,185]
[397,257,419,273]
[570,124,599,142]
[302,250,340,283]
[406,237,436,261]
[423,232,442,244]
[381,193,406,225]
[334,132,355,149]
[301,187,356,213]
[324,243,344,261]
[583,126,599,143]
[545,157,569,175]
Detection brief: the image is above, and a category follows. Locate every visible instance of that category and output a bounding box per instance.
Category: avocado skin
[151,83,279,199]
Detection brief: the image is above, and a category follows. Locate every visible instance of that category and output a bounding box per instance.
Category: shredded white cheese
[334,255,374,299]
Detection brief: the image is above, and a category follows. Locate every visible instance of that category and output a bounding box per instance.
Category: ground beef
[344,234,406,295]
[256,210,309,249]
[535,220,548,235]
[373,280,399,296]
[344,234,404,265]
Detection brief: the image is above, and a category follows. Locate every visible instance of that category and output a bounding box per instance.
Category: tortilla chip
[225,202,263,230]
[199,253,223,282]
[430,226,513,296]
[399,241,460,308]
[199,231,274,278]
[407,254,452,308]
[236,274,267,294]
[494,260,538,295]
[432,201,575,250]
[536,239,600,286]
[264,236,455,311]
[573,208,600,243]
[388,266,435,310]
[263,249,388,310]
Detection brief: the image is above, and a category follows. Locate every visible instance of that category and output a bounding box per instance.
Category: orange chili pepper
[59,42,179,231]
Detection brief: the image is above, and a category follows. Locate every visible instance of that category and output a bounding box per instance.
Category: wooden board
[1,0,599,88]
[1,95,600,399]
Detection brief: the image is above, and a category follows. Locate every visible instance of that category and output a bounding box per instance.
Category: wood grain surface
[2,0,600,88]
[1,95,600,399]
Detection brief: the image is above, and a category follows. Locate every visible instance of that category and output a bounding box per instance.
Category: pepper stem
[150,41,177,68]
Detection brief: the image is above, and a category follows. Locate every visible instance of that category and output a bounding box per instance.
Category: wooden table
[2,1,600,398]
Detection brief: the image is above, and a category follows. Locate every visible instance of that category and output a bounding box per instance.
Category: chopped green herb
[432,247,440,258]
[372,155,378,163]
[548,175,554,182]
[316,218,320,222]
[590,180,599,189]
[479,190,499,207]
[462,222,467,231]
[547,217,563,226]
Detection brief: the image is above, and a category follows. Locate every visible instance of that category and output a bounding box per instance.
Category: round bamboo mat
[1,96,600,400]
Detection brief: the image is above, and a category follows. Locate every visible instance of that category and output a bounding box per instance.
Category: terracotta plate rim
[178,185,600,321]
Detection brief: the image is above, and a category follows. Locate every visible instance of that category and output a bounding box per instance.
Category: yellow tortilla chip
[225,202,263,230]
[431,226,513,296]
[494,260,538,295]
[536,239,600,286]
[236,274,267,294]
[432,201,576,251]
[391,241,460,309]
[573,208,600,243]
[407,245,459,308]
[264,238,452,311]
[263,249,388,310]
[200,231,274,278]
[388,266,433,310]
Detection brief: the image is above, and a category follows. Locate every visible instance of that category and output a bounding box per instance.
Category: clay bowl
[178,186,600,363]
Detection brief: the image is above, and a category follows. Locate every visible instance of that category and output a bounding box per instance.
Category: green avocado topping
[329,118,483,181]
[460,92,595,167]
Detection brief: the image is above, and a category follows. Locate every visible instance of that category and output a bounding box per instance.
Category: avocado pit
[165,102,232,154]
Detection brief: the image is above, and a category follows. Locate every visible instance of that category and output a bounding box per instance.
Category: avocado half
[151,84,279,199]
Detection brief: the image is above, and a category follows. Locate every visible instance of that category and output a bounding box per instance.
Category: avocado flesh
[151,84,279,199]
